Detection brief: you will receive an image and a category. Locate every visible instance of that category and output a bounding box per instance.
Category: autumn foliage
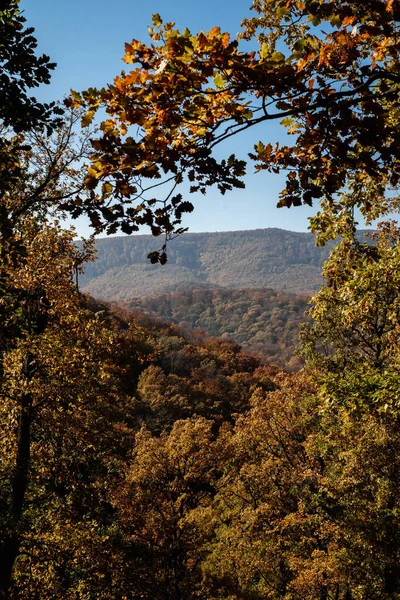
[1,0,400,598]
[67,0,400,250]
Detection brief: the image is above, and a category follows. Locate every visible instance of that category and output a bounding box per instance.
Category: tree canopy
[68,0,400,255]
[0,0,63,223]
[0,0,60,133]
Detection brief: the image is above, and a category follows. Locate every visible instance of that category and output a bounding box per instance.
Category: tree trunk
[0,352,34,597]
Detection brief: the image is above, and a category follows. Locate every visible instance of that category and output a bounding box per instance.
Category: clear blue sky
[22,0,318,236]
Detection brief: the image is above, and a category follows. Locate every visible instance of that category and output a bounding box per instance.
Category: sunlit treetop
[68,0,400,258]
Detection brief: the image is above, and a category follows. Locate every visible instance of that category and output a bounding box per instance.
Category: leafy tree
[302,221,400,373]
[128,287,308,368]
[114,418,220,600]
[0,221,133,598]
[3,2,400,598]
[70,0,399,253]
[0,105,96,274]
[203,373,330,600]
[0,0,64,250]
[296,221,400,598]
[133,327,274,432]
[0,0,59,133]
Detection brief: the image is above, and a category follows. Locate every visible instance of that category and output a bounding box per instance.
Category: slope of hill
[80,228,335,300]
[125,287,309,370]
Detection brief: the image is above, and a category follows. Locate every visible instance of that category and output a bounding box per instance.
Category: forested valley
[125,287,308,370]
[1,1,400,599]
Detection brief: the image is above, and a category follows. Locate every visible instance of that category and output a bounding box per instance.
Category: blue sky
[22,0,318,236]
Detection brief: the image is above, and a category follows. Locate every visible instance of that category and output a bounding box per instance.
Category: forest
[126,287,308,369]
[79,228,335,300]
[1,1,400,599]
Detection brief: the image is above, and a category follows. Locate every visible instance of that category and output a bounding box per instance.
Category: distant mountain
[80,228,339,301]
[125,287,309,371]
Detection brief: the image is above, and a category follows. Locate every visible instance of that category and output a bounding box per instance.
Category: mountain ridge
[80,227,347,300]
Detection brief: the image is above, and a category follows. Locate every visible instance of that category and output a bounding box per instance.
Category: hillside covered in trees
[2,0,400,599]
[126,287,309,370]
[3,219,400,599]
[79,228,336,300]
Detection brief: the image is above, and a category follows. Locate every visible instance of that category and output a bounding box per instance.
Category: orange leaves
[342,15,357,27]
[114,70,138,90]
[208,25,221,39]
[194,27,232,54]
[123,40,143,64]
[221,32,230,49]
[316,47,329,70]
[114,69,149,95]
[67,2,400,245]
[296,50,316,71]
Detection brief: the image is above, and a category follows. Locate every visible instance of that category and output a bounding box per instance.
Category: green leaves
[213,73,225,89]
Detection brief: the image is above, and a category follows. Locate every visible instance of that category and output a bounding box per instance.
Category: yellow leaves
[81,110,95,127]
[86,166,98,179]
[151,13,162,28]
[87,159,106,181]
[260,42,269,60]
[371,36,392,66]
[260,47,286,64]
[69,89,83,104]
[213,73,225,89]
[100,119,119,136]
[277,6,290,18]
[140,70,148,85]
[280,116,294,128]
[101,182,113,195]
[308,13,321,26]
[329,14,342,28]
[123,40,143,64]
[271,51,285,63]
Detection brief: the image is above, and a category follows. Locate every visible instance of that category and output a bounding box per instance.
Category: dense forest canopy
[79,228,334,298]
[126,287,308,370]
[1,1,400,599]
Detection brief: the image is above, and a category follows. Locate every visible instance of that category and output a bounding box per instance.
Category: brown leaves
[65,1,400,252]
